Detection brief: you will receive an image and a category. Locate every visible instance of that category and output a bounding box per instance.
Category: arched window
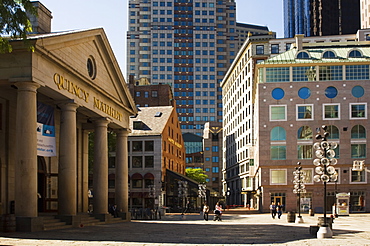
[296,51,310,59]
[348,49,363,58]
[298,126,312,140]
[271,126,286,141]
[322,50,336,58]
[326,125,339,139]
[131,173,143,188]
[144,172,155,188]
[351,125,366,139]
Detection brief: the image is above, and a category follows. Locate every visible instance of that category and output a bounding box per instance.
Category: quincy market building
[0,3,136,231]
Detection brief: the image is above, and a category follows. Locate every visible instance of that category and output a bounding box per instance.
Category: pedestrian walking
[270,202,277,219]
[203,202,209,221]
[276,202,283,219]
[181,200,190,215]
[213,202,223,221]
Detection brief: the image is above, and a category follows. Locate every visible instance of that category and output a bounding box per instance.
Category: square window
[350,170,366,183]
[256,45,264,55]
[145,156,154,168]
[132,156,143,168]
[323,104,340,120]
[351,144,366,158]
[350,103,367,119]
[297,145,312,159]
[297,105,313,120]
[132,141,143,151]
[302,169,313,184]
[145,141,154,151]
[270,169,287,185]
[270,105,287,121]
[270,146,286,160]
[271,44,279,54]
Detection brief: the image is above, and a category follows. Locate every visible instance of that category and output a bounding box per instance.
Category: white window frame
[296,104,314,121]
[323,103,341,120]
[270,105,287,121]
[350,169,367,184]
[349,102,367,120]
[301,168,314,185]
[270,169,287,185]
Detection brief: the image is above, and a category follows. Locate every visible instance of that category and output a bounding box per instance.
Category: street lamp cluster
[293,162,306,223]
[313,125,338,238]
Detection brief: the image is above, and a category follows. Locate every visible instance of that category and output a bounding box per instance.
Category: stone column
[92,118,110,217]
[82,129,90,213]
[115,128,130,219]
[15,82,40,217]
[58,102,78,216]
[15,81,43,231]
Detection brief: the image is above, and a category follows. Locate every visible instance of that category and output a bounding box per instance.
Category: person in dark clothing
[270,202,277,219]
[276,202,283,219]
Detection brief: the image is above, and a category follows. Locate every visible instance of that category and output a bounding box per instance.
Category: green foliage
[88,131,117,174]
[0,0,36,53]
[185,168,208,183]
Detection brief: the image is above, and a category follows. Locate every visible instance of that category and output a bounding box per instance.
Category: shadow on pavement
[0,220,363,245]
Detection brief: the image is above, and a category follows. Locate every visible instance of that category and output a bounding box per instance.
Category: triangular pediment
[32,28,136,115]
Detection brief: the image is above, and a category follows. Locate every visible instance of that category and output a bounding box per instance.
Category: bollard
[287,212,296,223]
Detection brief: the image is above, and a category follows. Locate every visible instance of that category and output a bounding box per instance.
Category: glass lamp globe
[327,149,336,158]
[294,184,299,189]
[315,166,324,174]
[313,142,322,150]
[330,158,338,165]
[329,142,338,149]
[327,166,336,175]
[321,174,330,182]
[313,158,321,166]
[315,149,324,158]
[321,158,330,166]
[293,189,297,194]
[314,175,321,182]
[321,141,329,149]
[330,174,338,182]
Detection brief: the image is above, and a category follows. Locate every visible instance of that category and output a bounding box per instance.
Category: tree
[0,0,36,53]
[185,168,208,184]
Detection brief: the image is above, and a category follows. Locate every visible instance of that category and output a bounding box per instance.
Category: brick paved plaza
[0,213,369,245]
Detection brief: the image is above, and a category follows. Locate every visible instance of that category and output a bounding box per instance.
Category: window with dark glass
[145,141,154,151]
[256,45,264,55]
[271,44,279,54]
[132,141,143,151]
[145,156,154,168]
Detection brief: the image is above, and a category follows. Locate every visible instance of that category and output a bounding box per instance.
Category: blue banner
[37,102,56,156]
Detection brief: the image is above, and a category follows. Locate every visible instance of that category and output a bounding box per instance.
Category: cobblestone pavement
[0,213,369,245]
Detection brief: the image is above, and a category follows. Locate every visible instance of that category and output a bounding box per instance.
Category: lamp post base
[317,226,333,239]
[296,216,304,223]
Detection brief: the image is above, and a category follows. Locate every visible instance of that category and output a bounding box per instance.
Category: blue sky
[40,0,283,76]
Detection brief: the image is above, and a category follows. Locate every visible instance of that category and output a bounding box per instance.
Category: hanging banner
[37,102,56,156]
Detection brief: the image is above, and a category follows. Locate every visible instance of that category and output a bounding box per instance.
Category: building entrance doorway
[37,156,47,213]
[270,192,286,211]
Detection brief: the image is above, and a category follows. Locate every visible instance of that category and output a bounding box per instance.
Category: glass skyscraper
[284,0,360,38]
[127,0,271,135]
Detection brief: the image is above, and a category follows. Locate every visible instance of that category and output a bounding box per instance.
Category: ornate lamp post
[293,162,306,223]
[313,125,338,239]
[198,183,207,202]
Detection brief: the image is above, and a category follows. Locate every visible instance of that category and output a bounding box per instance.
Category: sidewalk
[0,213,369,245]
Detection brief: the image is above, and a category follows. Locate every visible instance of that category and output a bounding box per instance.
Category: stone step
[41,215,73,231]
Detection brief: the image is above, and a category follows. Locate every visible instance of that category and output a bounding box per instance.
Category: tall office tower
[284,0,360,38]
[360,0,370,30]
[127,0,271,136]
